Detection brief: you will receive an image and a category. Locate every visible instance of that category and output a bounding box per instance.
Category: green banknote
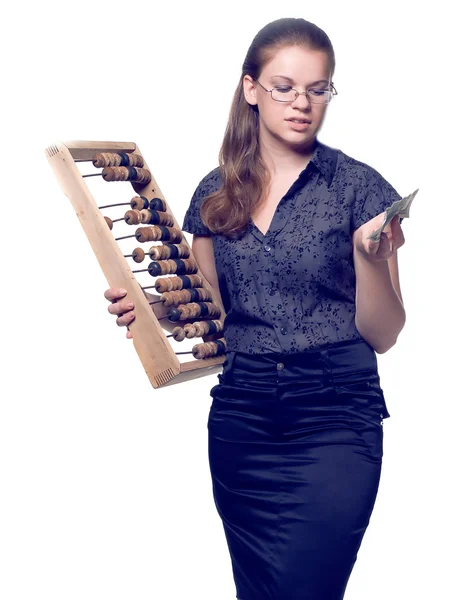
[367,188,419,242]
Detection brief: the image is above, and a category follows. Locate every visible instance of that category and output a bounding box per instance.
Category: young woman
[105,17,406,600]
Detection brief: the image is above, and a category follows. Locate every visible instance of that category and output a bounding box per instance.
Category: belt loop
[222,350,237,378]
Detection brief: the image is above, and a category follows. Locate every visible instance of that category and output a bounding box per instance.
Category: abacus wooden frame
[45,140,225,388]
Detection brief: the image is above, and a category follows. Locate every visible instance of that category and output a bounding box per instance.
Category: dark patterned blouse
[182,138,402,354]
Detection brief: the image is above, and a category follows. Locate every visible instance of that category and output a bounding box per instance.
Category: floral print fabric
[182,139,402,354]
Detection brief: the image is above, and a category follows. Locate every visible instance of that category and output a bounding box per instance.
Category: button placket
[260,237,291,350]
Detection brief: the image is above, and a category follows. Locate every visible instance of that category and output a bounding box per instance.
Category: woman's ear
[242,75,258,106]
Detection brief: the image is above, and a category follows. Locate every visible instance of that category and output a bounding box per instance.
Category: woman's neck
[259,136,317,177]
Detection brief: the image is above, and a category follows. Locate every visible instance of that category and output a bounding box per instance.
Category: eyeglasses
[255,79,338,104]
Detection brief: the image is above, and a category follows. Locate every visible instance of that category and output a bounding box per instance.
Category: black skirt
[207,338,390,600]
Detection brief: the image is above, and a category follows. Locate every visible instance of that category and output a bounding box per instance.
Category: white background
[1,1,460,598]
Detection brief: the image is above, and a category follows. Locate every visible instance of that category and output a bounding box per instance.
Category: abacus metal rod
[99,202,131,209]
[115,234,136,241]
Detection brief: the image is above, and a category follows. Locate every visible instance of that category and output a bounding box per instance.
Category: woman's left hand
[353,213,405,262]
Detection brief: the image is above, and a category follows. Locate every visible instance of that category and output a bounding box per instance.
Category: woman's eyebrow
[269,75,330,85]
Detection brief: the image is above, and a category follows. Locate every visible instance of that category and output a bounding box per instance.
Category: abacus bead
[175,259,187,275]
[189,275,203,288]
[168,308,182,322]
[148,246,160,260]
[215,339,226,355]
[159,212,174,226]
[132,247,145,263]
[104,216,113,230]
[155,279,166,293]
[135,227,153,243]
[207,321,218,334]
[172,327,186,342]
[163,292,177,306]
[131,197,145,210]
[92,153,103,167]
[165,278,176,291]
[125,209,141,225]
[192,343,206,359]
[147,209,160,224]
[164,244,177,258]
[129,154,144,167]
[184,324,197,339]
[161,226,174,240]
[178,244,190,257]
[119,152,129,166]
[148,262,162,277]
[189,288,199,302]
[135,168,152,184]
[149,198,166,211]
[102,167,113,181]
[198,302,208,316]
[195,322,207,337]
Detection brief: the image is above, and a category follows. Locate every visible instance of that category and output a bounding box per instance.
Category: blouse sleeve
[351,167,403,231]
[182,168,221,236]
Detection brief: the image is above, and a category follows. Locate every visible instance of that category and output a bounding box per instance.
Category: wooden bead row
[85,155,226,361]
[124,209,174,227]
[168,301,221,322]
[155,274,203,293]
[149,243,189,260]
[92,152,144,168]
[171,319,223,341]
[102,166,151,184]
[129,196,166,212]
[129,196,149,210]
[160,287,212,307]
[128,243,189,263]
[147,258,197,277]
[135,225,182,243]
[192,338,226,359]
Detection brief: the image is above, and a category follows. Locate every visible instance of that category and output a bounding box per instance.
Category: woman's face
[243,45,333,152]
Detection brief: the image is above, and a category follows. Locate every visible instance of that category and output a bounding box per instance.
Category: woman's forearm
[353,249,406,353]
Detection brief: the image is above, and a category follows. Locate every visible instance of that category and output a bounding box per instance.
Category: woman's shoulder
[335,146,395,188]
[193,166,223,198]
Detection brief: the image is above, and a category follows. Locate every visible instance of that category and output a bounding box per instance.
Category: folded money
[367,188,419,242]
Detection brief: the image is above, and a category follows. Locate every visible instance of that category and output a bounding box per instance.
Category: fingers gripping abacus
[45,140,226,388]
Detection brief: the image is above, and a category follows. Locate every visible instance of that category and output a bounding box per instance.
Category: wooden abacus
[45,140,226,388]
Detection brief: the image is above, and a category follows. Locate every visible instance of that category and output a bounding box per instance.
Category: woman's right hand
[104,288,135,339]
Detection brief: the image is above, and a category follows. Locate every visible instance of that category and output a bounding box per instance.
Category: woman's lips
[286,118,311,131]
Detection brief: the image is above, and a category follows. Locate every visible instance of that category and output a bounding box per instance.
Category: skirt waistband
[222,339,379,382]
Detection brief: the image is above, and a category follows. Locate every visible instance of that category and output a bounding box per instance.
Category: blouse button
[264,245,272,252]
[276,362,285,371]
[280,326,288,335]
[269,288,276,296]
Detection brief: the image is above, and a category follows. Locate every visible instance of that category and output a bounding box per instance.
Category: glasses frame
[255,79,338,104]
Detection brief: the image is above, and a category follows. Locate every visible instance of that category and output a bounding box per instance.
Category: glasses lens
[271,88,333,103]
[308,90,333,104]
[271,88,298,102]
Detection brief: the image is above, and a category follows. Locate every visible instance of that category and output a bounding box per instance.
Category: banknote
[367,188,419,242]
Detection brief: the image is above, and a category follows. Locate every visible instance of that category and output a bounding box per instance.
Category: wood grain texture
[45,140,225,388]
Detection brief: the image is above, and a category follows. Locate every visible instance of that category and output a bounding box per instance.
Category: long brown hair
[200,18,336,238]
